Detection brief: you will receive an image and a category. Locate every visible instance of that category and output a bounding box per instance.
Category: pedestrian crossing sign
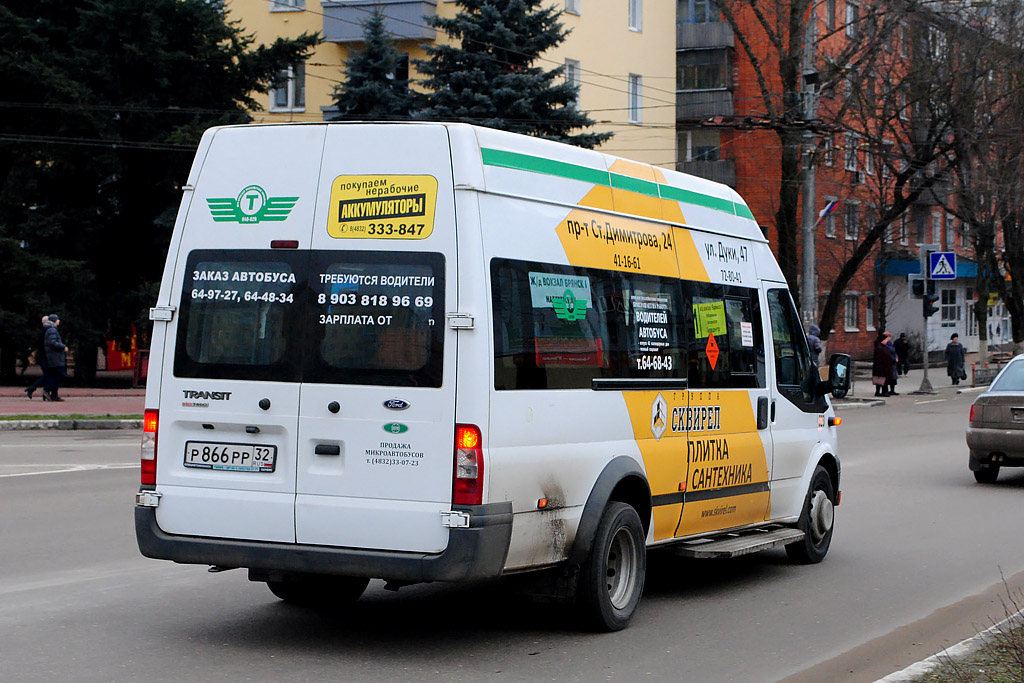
[928,251,957,280]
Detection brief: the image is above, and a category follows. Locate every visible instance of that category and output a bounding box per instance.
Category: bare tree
[812,1,1009,342]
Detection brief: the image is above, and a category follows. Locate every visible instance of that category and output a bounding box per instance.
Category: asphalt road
[1,394,1022,683]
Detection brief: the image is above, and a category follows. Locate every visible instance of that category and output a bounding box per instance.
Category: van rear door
[154,125,325,543]
[295,125,459,553]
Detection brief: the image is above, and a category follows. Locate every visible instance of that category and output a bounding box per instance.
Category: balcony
[677,21,734,49]
[322,0,437,43]
[677,91,734,121]
[676,159,736,188]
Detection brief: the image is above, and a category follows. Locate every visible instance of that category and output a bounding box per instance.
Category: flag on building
[818,200,840,218]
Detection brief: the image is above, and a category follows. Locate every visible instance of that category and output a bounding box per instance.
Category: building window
[865,294,875,330]
[823,136,834,166]
[270,0,304,9]
[678,129,720,161]
[844,134,858,171]
[676,49,731,91]
[946,213,955,248]
[844,203,859,241]
[941,289,960,326]
[932,212,942,244]
[824,196,838,238]
[844,295,859,331]
[826,0,836,30]
[679,0,719,23]
[900,215,908,245]
[846,2,859,38]
[628,74,642,123]
[565,0,581,14]
[629,0,642,31]
[271,62,305,112]
[915,213,926,244]
[564,59,581,106]
[865,149,875,175]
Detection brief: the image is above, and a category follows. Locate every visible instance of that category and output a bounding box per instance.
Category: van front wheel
[575,502,646,631]
[785,465,835,564]
[267,574,370,607]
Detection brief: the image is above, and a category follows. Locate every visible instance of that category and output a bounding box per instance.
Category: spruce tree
[0,0,318,380]
[330,8,416,120]
[415,0,611,148]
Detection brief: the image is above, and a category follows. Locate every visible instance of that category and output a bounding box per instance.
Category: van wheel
[267,574,370,607]
[974,466,999,483]
[575,502,646,631]
[785,465,835,564]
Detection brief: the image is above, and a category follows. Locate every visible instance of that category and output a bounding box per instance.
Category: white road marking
[0,463,137,478]
[0,442,137,449]
[914,399,948,405]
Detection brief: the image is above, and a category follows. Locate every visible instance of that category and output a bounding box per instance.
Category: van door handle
[314,444,341,456]
[770,400,776,423]
[756,397,769,430]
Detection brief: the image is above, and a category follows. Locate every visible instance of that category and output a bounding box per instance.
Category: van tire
[785,465,835,564]
[973,466,999,483]
[575,502,646,631]
[266,574,370,607]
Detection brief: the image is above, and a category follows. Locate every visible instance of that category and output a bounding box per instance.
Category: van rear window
[305,251,445,387]
[173,249,444,387]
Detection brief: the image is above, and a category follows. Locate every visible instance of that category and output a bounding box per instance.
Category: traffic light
[911,278,924,298]
[923,293,939,317]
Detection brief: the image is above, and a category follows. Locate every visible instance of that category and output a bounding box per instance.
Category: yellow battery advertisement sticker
[327,175,437,239]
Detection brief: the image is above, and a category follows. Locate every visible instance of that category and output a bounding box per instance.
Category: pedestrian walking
[42,313,69,401]
[23,315,50,399]
[807,324,823,367]
[872,331,896,397]
[945,332,967,386]
[894,332,911,376]
[885,332,899,395]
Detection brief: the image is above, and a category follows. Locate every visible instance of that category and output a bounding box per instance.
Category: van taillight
[453,424,483,506]
[141,409,158,485]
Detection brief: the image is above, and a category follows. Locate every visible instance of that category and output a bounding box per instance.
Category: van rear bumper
[135,501,513,583]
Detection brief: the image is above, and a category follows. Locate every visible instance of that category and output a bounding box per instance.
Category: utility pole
[915,243,940,394]
[800,11,818,328]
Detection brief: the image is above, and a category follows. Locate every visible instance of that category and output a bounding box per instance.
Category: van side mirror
[827,353,851,398]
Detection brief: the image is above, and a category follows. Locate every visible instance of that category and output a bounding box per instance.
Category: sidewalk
[834,351,993,408]
[0,381,145,430]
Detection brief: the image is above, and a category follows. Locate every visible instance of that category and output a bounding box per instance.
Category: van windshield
[173,250,445,387]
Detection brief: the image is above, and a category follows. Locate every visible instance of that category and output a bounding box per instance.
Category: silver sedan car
[968,354,1024,483]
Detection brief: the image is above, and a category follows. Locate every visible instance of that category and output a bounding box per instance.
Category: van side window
[175,250,306,381]
[491,259,684,390]
[683,283,765,389]
[767,288,823,410]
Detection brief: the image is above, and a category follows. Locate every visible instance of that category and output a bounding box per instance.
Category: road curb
[875,606,1024,682]
[833,398,886,409]
[0,419,142,431]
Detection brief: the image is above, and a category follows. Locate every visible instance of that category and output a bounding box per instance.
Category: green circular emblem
[383,423,409,434]
[236,185,268,218]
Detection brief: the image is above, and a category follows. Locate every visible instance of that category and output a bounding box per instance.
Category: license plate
[183,441,277,473]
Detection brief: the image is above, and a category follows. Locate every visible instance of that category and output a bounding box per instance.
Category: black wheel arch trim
[567,456,651,567]
[135,500,513,583]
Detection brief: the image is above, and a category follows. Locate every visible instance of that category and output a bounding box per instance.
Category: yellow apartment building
[226,0,676,167]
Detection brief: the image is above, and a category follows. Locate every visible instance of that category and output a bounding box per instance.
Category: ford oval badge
[383,399,410,411]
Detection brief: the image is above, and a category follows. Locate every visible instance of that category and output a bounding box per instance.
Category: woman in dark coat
[945,333,966,386]
[42,313,68,401]
[885,333,900,395]
[872,331,896,397]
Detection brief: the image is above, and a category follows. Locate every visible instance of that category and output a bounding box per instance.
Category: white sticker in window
[741,321,754,347]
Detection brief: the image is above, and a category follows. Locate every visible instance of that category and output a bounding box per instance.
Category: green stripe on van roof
[480,147,753,219]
